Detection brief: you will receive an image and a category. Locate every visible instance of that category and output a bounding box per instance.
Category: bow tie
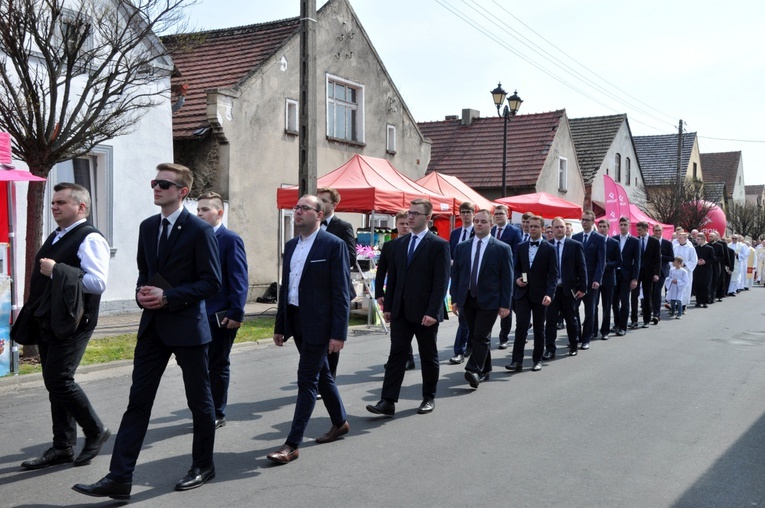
[321,220,328,226]
[530,241,540,247]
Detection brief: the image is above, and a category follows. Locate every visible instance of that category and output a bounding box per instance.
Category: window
[49,146,114,251]
[693,163,698,180]
[285,99,298,134]
[558,157,568,192]
[614,153,621,182]
[57,9,93,67]
[386,125,396,154]
[625,157,631,186]
[326,75,364,143]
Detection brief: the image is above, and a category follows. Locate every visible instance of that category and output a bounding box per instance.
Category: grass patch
[8,313,371,377]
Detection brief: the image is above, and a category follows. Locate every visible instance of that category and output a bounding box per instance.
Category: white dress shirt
[52,218,110,294]
[288,228,320,306]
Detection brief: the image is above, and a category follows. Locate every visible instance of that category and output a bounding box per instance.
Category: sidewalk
[92,301,279,338]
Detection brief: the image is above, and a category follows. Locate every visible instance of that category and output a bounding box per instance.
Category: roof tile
[633,132,696,186]
[569,114,626,185]
[700,151,741,200]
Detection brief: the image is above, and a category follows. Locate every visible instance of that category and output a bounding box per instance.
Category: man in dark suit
[490,204,521,349]
[571,210,605,349]
[693,233,715,307]
[367,199,450,416]
[652,224,675,323]
[595,219,621,339]
[506,215,557,373]
[19,183,111,471]
[196,192,249,430]
[74,164,221,500]
[317,188,356,379]
[612,217,640,336]
[267,194,351,465]
[451,210,513,389]
[544,217,587,358]
[448,201,475,364]
[633,221,661,328]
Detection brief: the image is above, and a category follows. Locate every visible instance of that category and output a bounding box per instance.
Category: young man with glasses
[571,211,605,349]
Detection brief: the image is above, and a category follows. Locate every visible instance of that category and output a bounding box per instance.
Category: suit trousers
[652,276,666,317]
[498,311,512,343]
[207,319,238,419]
[511,297,547,364]
[108,326,215,482]
[285,306,346,447]
[577,286,599,344]
[38,326,103,449]
[634,276,654,324]
[613,278,631,331]
[452,311,470,354]
[596,285,614,336]
[545,287,578,353]
[382,317,440,402]
[462,295,498,376]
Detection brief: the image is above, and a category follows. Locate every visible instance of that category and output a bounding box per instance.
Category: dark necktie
[461,229,467,242]
[158,218,170,260]
[556,240,562,276]
[496,227,503,239]
[641,236,646,253]
[470,239,482,297]
[583,233,589,246]
[407,235,418,266]
[530,241,539,247]
[524,234,529,242]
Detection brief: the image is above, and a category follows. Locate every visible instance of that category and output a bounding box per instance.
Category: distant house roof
[700,151,742,200]
[417,110,565,190]
[163,18,301,139]
[633,132,696,186]
[569,114,628,185]
[704,182,725,204]
[745,184,764,196]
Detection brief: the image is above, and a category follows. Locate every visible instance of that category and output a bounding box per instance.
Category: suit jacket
[374,238,394,300]
[552,238,588,294]
[638,235,661,280]
[513,239,558,304]
[136,207,221,347]
[449,226,474,258]
[324,215,357,267]
[384,231,450,323]
[614,235,641,281]
[205,225,248,322]
[572,230,606,285]
[601,237,622,287]
[275,229,350,344]
[491,223,522,255]
[659,238,675,278]
[450,236,513,310]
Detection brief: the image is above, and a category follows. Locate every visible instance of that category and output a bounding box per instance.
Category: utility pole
[298,0,317,196]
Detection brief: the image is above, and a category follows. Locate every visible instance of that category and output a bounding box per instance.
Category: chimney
[461,109,480,126]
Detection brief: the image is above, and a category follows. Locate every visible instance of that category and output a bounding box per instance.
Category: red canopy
[495,192,582,219]
[276,154,455,215]
[416,172,495,211]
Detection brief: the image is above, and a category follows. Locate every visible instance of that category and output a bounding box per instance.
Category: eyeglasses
[293,205,319,212]
[407,211,426,217]
[581,218,593,222]
[151,179,184,190]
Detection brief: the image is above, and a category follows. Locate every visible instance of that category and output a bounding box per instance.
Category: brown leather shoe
[267,444,299,465]
[315,421,349,444]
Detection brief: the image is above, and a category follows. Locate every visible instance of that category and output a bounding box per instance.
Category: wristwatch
[162,293,168,308]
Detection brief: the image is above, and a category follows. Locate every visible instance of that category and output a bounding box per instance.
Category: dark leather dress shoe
[315,421,350,444]
[75,428,111,466]
[531,362,542,371]
[568,349,578,356]
[542,351,555,360]
[175,466,215,491]
[21,446,73,470]
[641,323,650,328]
[449,354,464,364]
[72,476,131,500]
[465,371,480,389]
[506,362,522,371]
[267,444,299,465]
[405,358,416,370]
[215,418,226,429]
[498,341,508,349]
[366,399,395,416]
[616,330,626,336]
[417,398,435,414]
[478,372,490,383]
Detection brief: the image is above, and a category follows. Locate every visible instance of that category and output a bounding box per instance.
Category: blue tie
[407,235,417,266]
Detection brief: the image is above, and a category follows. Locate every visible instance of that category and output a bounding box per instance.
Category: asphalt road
[1,289,765,507]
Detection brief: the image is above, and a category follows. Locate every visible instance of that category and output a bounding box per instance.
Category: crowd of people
[15,179,761,500]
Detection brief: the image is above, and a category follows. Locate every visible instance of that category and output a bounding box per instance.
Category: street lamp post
[491,83,523,198]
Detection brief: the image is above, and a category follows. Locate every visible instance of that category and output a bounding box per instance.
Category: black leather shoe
[498,341,508,350]
[628,322,639,329]
[21,446,73,470]
[616,330,626,336]
[417,398,435,414]
[449,354,464,364]
[531,362,542,372]
[464,371,480,389]
[464,347,473,357]
[601,333,609,340]
[175,466,215,491]
[74,428,110,466]
[542,351,555,360]
[568,349,578,356]
[478,372,490,383]
[366,399,395,416]
[215,418,226,429]
[651,316,660,324]
[72,476,131,500]
[580,343,590,350]
[405,359,416,371]
[641,323,650,328]
[506,362,522,372]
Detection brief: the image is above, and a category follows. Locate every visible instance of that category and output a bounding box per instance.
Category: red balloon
[696,202,726,238]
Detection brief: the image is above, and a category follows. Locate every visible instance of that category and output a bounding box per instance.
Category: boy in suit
[571,210,605,349]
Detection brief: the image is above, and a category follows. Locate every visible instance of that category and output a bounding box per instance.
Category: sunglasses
[151,179,184,190]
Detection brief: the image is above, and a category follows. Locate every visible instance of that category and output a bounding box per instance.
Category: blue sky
[180,0,765,185]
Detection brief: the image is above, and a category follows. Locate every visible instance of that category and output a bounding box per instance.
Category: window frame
[625,157,631,186]
[386,124,396,154]
[615,153,621,182]
[326,74,365,144]
[285,98,298,135]
[558,156,568,192]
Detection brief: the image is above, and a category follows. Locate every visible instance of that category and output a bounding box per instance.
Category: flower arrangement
[356,244,377,260]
